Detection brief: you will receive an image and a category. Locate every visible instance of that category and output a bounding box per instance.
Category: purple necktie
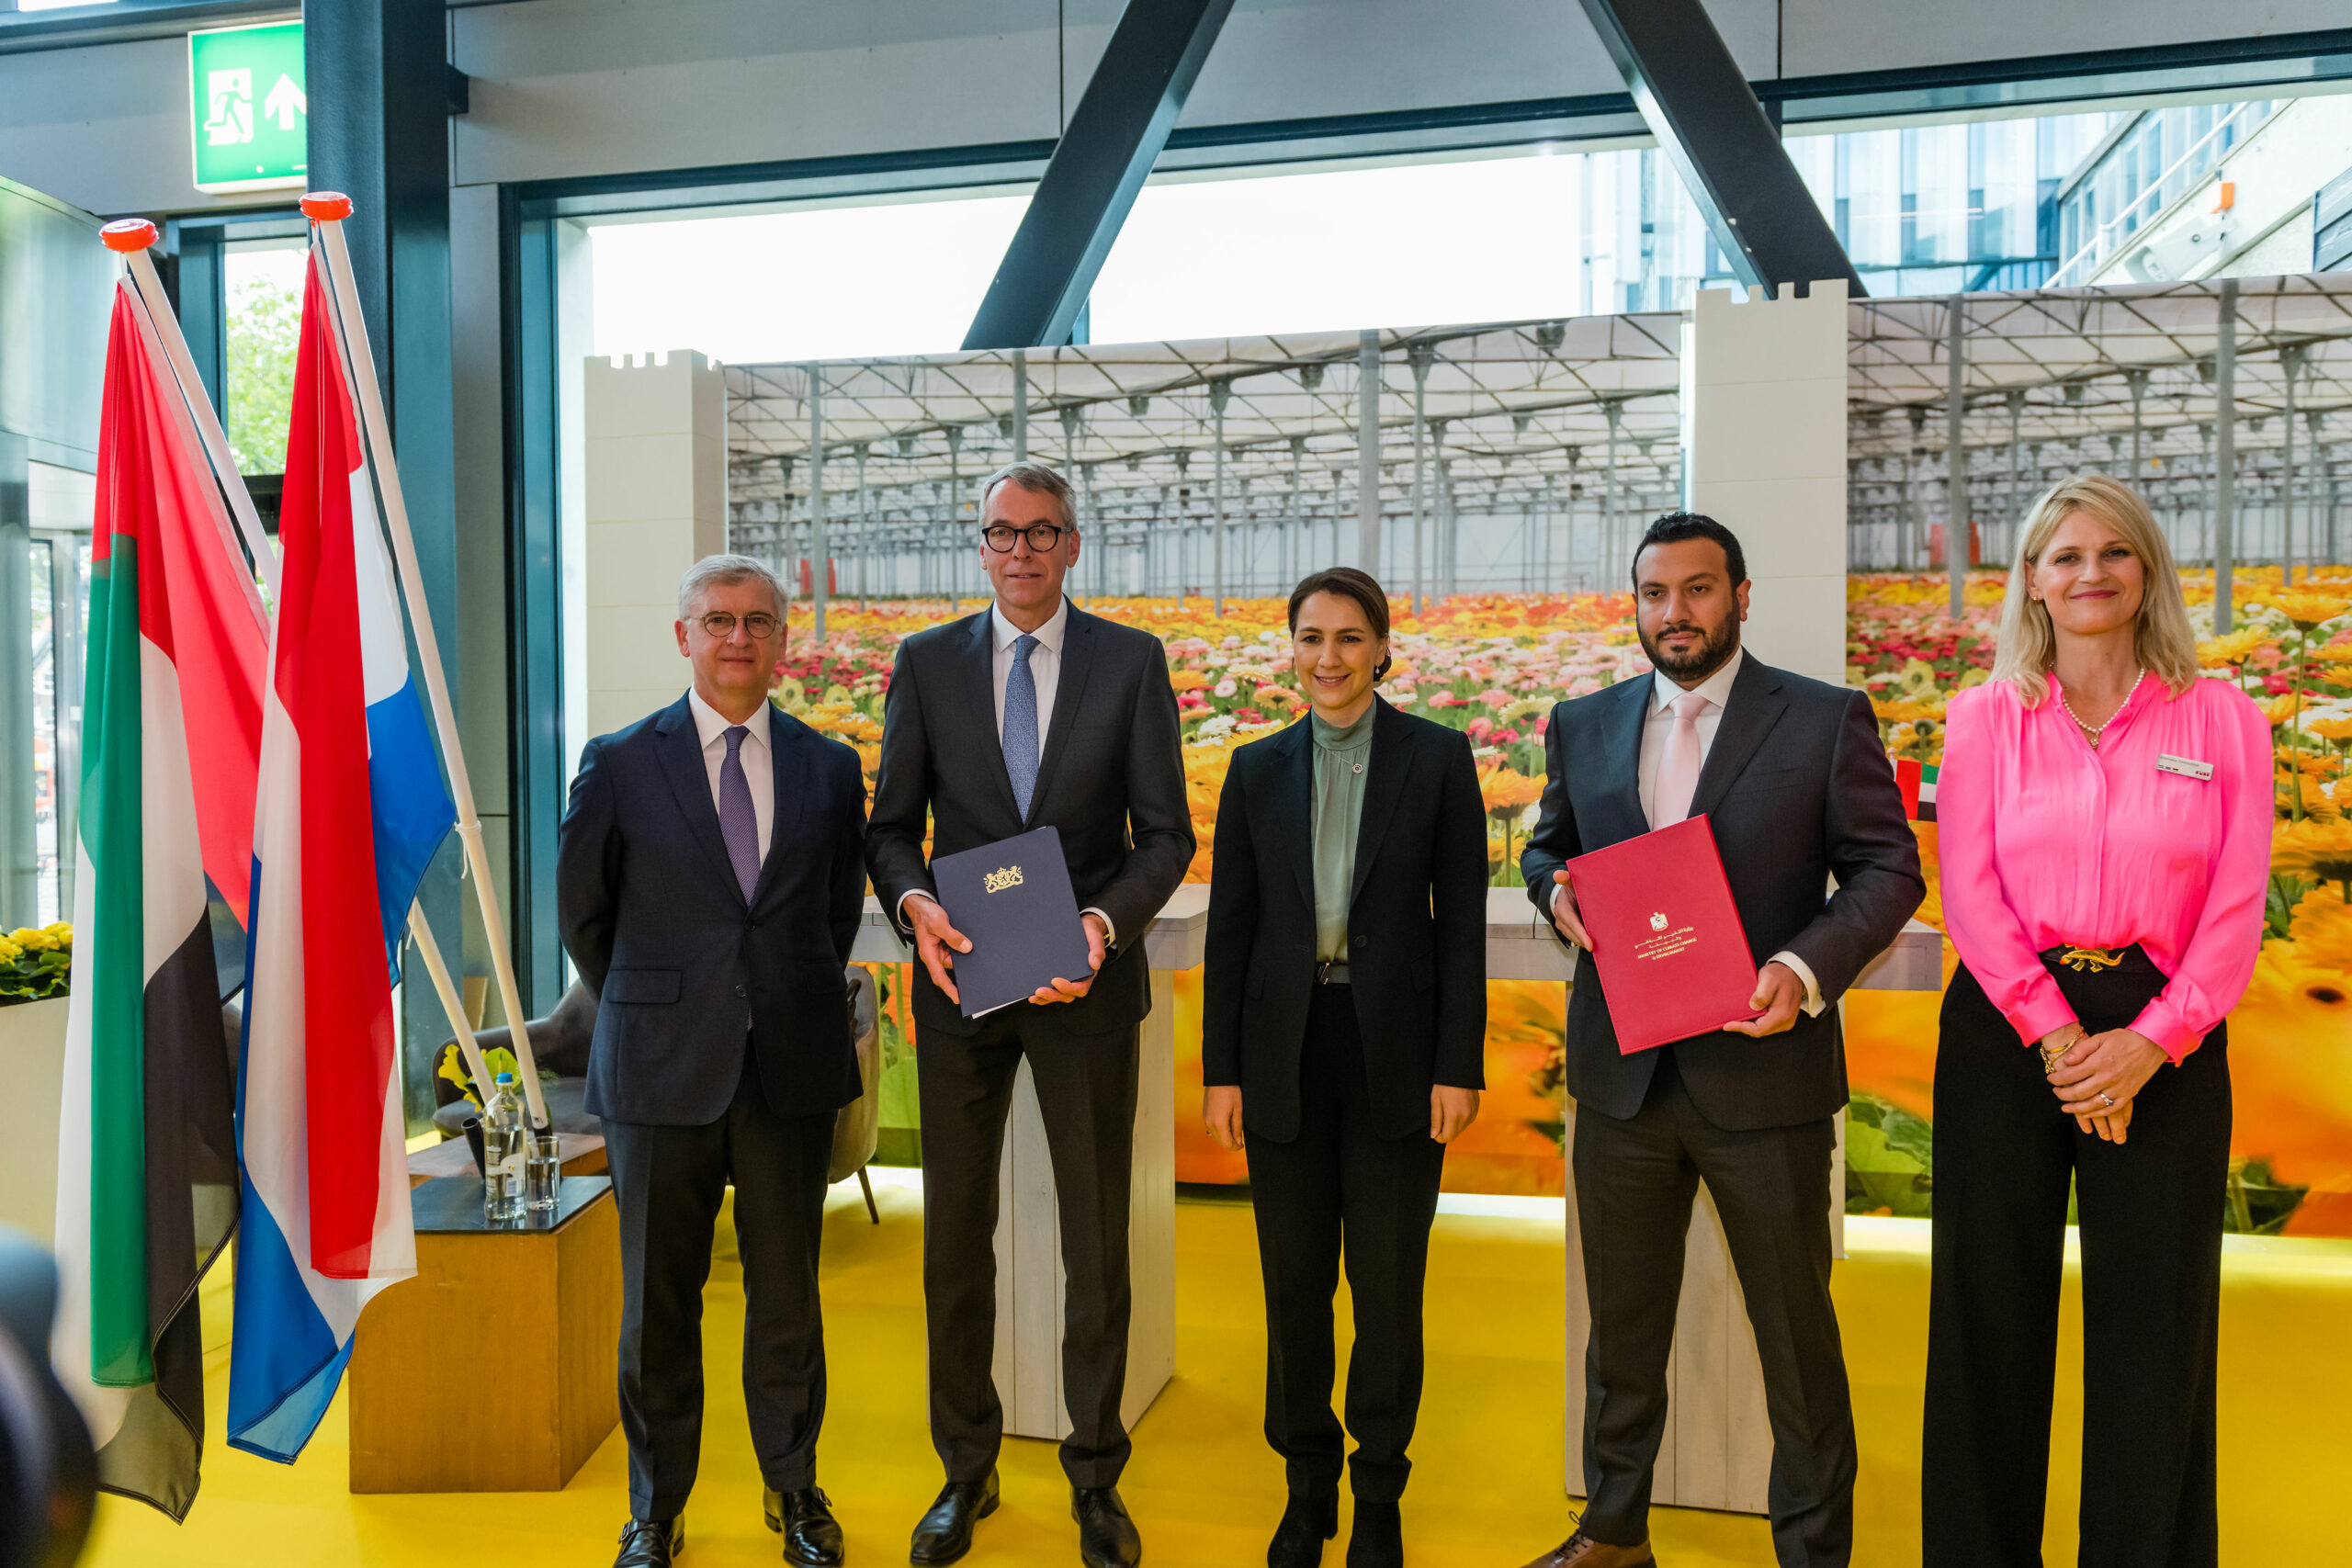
[719,724,761,901]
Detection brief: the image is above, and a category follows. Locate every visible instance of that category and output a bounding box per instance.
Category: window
[222,239,306,474]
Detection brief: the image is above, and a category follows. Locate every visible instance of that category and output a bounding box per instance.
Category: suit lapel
[1349,699,1413,904]
[1687,654,1789,821]
[961,609,1024,827]
[652,696,744,905]
[1026,602,1094,829]
[749,708,810,908]
[1269,716,1316,913]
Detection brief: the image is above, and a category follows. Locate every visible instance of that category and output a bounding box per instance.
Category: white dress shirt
[1639,647,1747,825]
[686,686,774,861]
[990,596,1069,761]
[1557,646,1825,1015]
[901,596,1115,947]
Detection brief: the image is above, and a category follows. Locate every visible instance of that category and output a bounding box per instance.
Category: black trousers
[1244,985,1447,1503]
[1924,953,2229,1568]
[916,1010,1139,1488]
[1573,1049,1854,1568]
[605,1050,835,1521]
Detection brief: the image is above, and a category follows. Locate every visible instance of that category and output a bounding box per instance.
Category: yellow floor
[82,1183,2352,1567]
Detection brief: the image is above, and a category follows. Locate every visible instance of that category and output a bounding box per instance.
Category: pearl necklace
[2057,668,2144,750]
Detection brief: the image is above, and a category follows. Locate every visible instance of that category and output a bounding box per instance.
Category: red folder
[1565,815,1760,1054]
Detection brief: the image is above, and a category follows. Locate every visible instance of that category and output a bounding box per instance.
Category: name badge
[2155,753,2214,781]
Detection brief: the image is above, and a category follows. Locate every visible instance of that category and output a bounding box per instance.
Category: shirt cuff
[1766,950,1826,1017]
[1080,907,1117,948]
[895,888,934,933]
[2127,997,2203,1065]
[2005,987,2082,1049]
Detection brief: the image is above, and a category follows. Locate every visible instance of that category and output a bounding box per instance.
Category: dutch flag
[227,252,454,1461]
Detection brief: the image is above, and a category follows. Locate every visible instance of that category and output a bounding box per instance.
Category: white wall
[6,0,2351,219]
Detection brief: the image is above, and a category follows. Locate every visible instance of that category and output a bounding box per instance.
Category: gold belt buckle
[2056,945,2124,975]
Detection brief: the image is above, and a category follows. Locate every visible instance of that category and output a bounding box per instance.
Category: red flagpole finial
[100,218,160,254]
[300,191,355,222]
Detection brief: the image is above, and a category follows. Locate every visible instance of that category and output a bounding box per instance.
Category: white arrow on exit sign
[263,73,306,132]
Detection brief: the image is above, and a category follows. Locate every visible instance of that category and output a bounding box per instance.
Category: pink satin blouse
[1937,672,2272,1061]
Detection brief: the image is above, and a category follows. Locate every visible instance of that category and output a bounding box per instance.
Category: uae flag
[1892,756,1939,823]
[227,253,452,1462]
[51,283,269,1517]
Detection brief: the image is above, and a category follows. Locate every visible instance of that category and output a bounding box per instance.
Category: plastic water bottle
[481,1073,526,1223]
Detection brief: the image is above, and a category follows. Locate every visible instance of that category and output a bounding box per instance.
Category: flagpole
[404,905,500,1126]
[299,193,551,1132]
[99,220,281,601]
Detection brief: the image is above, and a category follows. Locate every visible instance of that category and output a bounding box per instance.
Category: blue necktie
[719,724,761,901]
[1004,634,1041,819]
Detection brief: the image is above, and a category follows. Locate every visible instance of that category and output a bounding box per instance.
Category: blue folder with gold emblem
[930,826,1097,1018]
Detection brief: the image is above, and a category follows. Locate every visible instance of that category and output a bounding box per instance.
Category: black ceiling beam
[1575,0,1865,299]
[963,0,1236,350]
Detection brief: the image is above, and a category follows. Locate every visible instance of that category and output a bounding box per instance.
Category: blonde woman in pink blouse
[1923,473,2268,1568]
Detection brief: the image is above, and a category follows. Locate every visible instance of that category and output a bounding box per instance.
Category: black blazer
[1201,699,1488,1142]
[865,601,1194,1039]
[557,696,868,1127]
[1519,655,1924,1131]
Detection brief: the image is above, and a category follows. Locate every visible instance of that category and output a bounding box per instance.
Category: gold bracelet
[2036,1029,2081,1075]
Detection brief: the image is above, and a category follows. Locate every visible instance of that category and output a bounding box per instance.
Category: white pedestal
[0,997,70,1246]
[851,886,1206,1439]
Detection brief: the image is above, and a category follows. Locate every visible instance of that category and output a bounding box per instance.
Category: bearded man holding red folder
[1515,514,1923,1568]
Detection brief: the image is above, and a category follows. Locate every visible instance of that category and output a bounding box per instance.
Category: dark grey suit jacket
[1519,654,1924,1130]
[557,696,868,1127]
[865,601,1194,1039]
[1201,699,1489,1141]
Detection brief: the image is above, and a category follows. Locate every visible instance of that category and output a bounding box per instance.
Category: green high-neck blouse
[1310,706,1375,963]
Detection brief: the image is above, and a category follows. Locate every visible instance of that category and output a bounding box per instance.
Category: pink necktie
[1652,691,1709,827]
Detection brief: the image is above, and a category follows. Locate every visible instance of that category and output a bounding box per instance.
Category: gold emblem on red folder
[1649,911,1668,931]
[982,865,1024,895]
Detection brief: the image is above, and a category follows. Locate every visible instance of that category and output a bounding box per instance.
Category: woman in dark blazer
[1203,567,1489,1568]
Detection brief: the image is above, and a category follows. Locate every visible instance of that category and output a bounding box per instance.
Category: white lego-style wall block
[582,350,729,738]
[1682,280,1850,689]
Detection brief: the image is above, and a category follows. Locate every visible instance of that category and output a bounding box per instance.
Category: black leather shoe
[1345,1497,1402,1568]
[763,1486,845,1566]
[1073,1485,1142,1568]
[910,1471,999,1565]
[1268,1490,1339,1567]
[614,1517,684,1568]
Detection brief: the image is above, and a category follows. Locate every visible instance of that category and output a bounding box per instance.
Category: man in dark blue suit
[559,555,868,1568]
[1515,515,1922,1568]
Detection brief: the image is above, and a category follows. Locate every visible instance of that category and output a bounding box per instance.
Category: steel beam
[2216,280,2237,633]
[1947,295,1966,616]
[963,0,1237,350]
[1574,0,1862,299]
[1358,332,1383,573]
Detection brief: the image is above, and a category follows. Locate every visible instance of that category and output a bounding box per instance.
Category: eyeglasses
[980,523,1070,553]
[693,611,782,639]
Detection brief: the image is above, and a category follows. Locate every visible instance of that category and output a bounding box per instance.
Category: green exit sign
[188,21,307,194]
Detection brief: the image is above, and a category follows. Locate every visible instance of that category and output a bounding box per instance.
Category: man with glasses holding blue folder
[867,463,1193,1568]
